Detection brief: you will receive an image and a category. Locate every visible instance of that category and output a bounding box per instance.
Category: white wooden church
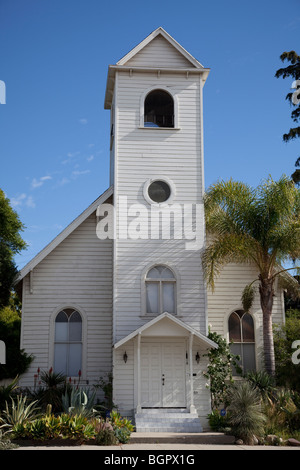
[17,28,285,432]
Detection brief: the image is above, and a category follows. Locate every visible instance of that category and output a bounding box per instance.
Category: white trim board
[117,27,204,69]
[113,312,218,349]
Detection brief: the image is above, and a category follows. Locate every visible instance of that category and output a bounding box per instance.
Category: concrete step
[130,432,236,444]
[134,408,203,433]
[137,408,188,413]
[135,414,203,420]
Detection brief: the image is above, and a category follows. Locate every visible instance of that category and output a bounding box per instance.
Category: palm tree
[202,175,300,376]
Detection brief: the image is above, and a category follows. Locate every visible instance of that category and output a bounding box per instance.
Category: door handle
[162,374,165,386]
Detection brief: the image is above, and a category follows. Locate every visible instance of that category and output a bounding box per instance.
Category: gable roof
[18,185,113,281]
[113,312,218,349]
[104,27,210,109]
[117,27,204,69]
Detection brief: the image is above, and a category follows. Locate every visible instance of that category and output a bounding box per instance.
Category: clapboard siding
[20,213,113,388]
[207,263,285,369]
[113,341,135,417]
[112,68,206,344]
[124,35,194,68]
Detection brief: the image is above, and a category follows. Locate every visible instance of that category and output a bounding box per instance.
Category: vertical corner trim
[29,269,34,294]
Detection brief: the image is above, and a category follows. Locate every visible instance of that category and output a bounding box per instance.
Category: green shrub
[274,312,300,392]
[203,329,241,409]
[95,373,115,414]
[245,370,276,401]
[0,431,18,450]
[114,426,131,443]
[207,409,229,431]
[36,369,67,412]
[94,419,117,445]
[0,307,33,380]
[227,381,266,444]
[109,410,134,443]
[264,388,300,435]
[1,394,133,445]
[10,413,97,442]
[0,377,18,411]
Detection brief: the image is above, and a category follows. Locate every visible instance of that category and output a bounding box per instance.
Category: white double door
[140,339,186,408]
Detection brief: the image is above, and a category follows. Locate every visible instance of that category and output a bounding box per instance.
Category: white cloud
[87,155,94,162]
[31,175,52,189]
[26,196,36,208]
[10,193,27,207]
[61,151,80,165]
[72,169,91,177]
[79,118,88,125]
[67,151,80,158]
[57,177,70,186]
[31,178,43,189]
[10,193,35,209]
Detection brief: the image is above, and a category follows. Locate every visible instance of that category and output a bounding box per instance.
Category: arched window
[54,308,82,376]
[229,309,256,374]
[145,265,176,315]
[144,89,174,128]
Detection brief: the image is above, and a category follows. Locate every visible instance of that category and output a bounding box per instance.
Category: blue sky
[0,0,299,269]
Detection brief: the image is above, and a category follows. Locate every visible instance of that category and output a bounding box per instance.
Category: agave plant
[62,387,97,417]
[0,395,40,435]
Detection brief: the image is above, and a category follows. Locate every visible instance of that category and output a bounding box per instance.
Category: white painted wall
[19,212,113,389]
[112,69,207,343]
[207,262,285,370]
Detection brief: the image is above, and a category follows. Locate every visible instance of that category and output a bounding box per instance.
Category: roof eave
[17,186,114,282]
[104,65,210,109]
[113,312,218,350]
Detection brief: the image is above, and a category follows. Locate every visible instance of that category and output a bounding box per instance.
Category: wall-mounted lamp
[195,352,200,364]
[123,351,128,363]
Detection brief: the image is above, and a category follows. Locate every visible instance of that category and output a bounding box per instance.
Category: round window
[147,180,171,203]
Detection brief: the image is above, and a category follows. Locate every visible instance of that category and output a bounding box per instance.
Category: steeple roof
[104,27,210,109]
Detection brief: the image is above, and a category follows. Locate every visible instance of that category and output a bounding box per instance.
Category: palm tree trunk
[259,276,276,376]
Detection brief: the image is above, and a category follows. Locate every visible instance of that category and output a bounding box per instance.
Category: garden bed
[11,437,118,447]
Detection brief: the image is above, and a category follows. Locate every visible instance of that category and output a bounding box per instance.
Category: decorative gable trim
[117,27,204,69]
[113,312,218,349]
[18,186,113,281]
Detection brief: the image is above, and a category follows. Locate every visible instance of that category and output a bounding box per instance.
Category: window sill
[138,126,180,131]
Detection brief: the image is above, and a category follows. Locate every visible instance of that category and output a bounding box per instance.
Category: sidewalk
[14,443,299,450]
[12,431,300,451]
[14,442,300,450]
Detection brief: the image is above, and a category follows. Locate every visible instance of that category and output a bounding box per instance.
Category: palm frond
[276,267,300,300]
[241,283,258,313]
[203,176,300,288]
[202,233,255,290]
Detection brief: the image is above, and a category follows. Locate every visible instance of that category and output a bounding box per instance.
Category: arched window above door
[145,265,176,315]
